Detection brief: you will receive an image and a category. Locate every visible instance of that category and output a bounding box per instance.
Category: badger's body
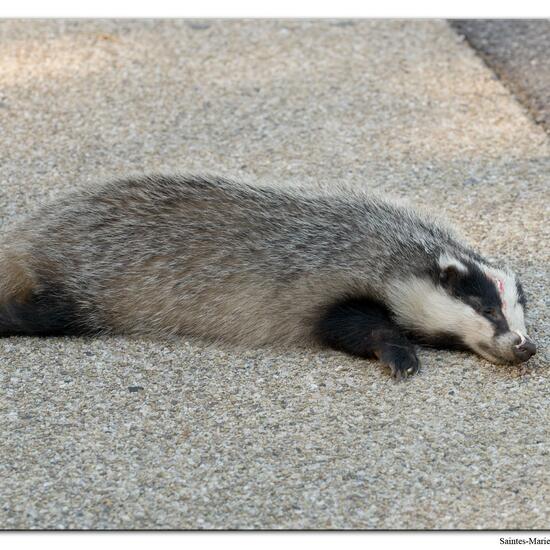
[0,175,536,378]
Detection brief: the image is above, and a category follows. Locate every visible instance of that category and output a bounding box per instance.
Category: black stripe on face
[440,260,510,336]
[516,280,527,309]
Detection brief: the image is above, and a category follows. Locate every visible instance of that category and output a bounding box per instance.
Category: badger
[0,175,536,379]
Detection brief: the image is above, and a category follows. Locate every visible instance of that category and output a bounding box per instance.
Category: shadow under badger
[0,175,536,378]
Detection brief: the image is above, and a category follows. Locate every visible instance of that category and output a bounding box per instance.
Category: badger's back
[0,175,467,344]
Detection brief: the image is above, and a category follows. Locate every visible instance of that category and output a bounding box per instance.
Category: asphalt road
[450,19,550,132]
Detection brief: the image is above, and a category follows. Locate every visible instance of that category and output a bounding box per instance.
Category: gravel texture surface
[450,19,550,133]
[0,19,548,530]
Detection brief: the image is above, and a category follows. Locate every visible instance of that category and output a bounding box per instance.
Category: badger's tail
[0,250,90,337]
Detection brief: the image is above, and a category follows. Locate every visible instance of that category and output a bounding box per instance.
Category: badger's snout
[477,332,537,365]
[513,335,536,362]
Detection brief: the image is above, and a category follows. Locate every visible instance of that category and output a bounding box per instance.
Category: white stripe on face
[481,265,527,336]
[385,276,494,350]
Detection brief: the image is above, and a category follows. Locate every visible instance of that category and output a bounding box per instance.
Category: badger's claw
[382,348,420,381]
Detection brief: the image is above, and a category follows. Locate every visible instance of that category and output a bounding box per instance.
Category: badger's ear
[439,255,467,288]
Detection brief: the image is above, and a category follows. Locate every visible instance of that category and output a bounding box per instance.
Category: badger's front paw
[379,346,420,381]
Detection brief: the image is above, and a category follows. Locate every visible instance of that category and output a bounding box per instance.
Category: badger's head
[387,254,536,364]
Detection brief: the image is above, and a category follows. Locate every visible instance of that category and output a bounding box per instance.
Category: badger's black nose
[514,340,536,362]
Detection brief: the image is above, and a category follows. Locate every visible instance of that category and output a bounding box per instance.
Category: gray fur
[0,174,533,365]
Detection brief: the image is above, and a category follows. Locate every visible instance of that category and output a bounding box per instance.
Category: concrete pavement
[0,19,548,529]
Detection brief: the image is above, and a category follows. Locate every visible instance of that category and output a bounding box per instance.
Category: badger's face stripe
[385,276,495,352]
[387,257,531,364]
[481,265,527,337]
[438,257,511,336]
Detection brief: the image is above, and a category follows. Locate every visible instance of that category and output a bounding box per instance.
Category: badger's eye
[483,307,499,319]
